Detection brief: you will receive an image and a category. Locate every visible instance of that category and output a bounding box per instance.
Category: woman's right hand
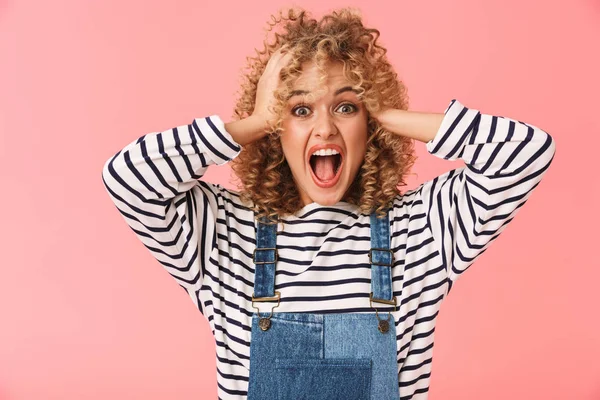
[225,46,293,147]
[252,45,294,127]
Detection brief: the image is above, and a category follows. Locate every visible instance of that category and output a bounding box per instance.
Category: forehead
[292,60,349,90]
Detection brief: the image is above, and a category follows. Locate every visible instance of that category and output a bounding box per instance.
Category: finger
[276,51,293,67]
[265,52,281,71]
[269,47,287,63]
[276,45,292,59]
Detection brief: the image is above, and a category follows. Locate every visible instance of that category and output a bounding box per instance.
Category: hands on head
[251,46,294,128]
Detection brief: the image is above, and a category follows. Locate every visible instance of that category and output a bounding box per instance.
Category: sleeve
[101,115,242,311]
[418,99,556,297]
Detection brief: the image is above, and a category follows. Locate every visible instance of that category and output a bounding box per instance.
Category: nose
[312,111,338,140]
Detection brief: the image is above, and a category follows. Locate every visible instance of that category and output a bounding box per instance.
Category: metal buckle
[252,247,278,265]
[251,290,281,316]
[252,291,281,304]
[370,291,397,311]
[370,292,396,333]
[368,248,394,266]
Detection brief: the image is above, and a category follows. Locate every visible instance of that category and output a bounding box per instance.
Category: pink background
[1,0,598,399]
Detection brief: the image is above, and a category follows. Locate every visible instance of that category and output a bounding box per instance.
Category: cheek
[280,133,306,166]
[347,132,368,162]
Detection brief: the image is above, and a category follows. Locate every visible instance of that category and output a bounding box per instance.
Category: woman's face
[280,60,368,207]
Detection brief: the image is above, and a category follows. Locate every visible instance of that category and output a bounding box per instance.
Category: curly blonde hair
[229,7,416,222]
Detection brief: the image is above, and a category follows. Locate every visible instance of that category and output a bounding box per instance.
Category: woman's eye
[292,105,310,117]
[337,103,357,114]
[291,103,357,117]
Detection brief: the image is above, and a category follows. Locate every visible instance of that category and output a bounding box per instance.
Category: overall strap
[252,216,278,298]
[369,209,395,306]
[252,211,395,309]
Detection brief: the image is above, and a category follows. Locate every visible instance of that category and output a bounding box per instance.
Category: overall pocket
[275,357,372,400]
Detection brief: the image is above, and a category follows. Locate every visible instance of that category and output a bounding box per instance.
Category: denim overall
[247,208,400,400]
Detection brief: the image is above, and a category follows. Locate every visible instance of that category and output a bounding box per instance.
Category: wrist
[372,108,404,133]
[249,113,271,132]
[225,115,270,147]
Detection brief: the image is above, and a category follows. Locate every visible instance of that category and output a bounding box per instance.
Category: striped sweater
[101,99,556,399]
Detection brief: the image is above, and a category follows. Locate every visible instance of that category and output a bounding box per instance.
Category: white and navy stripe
[101,99,555,399]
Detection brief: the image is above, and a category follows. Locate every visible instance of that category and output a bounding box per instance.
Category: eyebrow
[287,86,359,100]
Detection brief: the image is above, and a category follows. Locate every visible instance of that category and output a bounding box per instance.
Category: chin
[310,189,343,205]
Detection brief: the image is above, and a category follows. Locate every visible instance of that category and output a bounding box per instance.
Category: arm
[101,115,244,310]
[383,99,556,296]
[371,108,445,144]
[225,114,270,147]
[101,47,289,312]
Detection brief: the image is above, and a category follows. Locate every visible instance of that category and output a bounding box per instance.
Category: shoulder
[195,183,256,227]
[391,186,423,212]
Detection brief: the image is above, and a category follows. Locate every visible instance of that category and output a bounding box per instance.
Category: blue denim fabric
[248,210,399,400]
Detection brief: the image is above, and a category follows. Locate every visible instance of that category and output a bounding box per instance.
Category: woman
[101,7,556,399]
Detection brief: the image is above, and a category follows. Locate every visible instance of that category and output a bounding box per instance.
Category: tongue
[314,155,336,181]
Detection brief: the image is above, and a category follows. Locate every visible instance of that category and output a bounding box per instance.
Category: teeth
[311,149,340,157]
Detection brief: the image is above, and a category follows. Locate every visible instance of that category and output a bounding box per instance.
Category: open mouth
[308,153,343,188]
